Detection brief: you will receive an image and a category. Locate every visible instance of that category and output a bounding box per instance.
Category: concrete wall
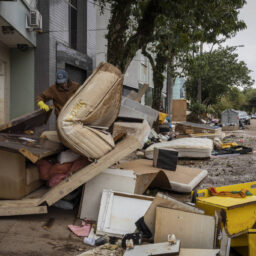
[87,1,97,68]
[0,0,36,46]
[10,48,34,119]
[0,42,10,124]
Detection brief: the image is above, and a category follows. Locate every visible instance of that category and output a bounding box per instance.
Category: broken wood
[39,135,141,206]
[0,108,52,134]
[0,206,47,216]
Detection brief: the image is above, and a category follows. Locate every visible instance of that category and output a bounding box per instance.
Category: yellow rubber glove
[37,101,50,112]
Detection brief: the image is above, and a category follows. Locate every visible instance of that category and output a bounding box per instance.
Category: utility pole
[197,42,203,103]
[166,55,174,118]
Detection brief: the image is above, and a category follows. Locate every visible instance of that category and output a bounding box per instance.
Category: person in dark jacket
[36,70,80,116]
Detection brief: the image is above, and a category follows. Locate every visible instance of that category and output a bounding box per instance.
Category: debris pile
[0,63,255,255]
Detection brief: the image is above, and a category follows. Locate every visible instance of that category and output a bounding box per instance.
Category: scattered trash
[68,221,91,237]
[145,138,213,159]
[121,233,142,249]
[83,227,98,246]
[168,234,177,245]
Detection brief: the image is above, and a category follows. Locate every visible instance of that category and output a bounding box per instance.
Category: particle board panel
[144,192,204,235]
[172,99,187,122]
[154,207,215,249]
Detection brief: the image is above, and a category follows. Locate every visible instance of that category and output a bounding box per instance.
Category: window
[69,0,77,49]
[23,0,37,9]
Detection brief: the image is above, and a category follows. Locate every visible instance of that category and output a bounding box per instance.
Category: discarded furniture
[172,99,187,122]
[0,62,148,216]
[193,181,256,253]
[153,148,178,171]
[145,138,213,159]
[58,62,124,159]
[79,163,160,221]
[0,109,63,199]
[144,192,204,235]
[154,207,216,249]
[97,190,154,237]
[78,169,138,221]
[116,159,208,193]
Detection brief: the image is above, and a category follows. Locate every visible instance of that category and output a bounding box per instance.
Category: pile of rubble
[0,63,255,256]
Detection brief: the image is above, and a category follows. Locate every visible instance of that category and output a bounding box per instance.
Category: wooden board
[38,135,141,206]
[0,198,47,216]
[172,99,187,122]
[0,133,63,163]
[144,192,204,235]
[0,206,47,216]
[154,207,216,249]
[0,108,52,134]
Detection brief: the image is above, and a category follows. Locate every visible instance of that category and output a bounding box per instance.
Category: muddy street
[179,119,256,190]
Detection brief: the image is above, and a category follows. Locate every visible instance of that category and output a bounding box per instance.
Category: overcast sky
[225,0,256,86]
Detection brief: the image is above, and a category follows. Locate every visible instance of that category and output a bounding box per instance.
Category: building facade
[0,0,37,123]
[36,0,92,128]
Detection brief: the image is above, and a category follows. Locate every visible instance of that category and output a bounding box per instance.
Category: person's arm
[36,86,54,112]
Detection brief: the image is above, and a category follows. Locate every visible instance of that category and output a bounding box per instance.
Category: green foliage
[189,102,207,115]
[211,87,246,116]
[185,46,254,106]
[94,0,247,73]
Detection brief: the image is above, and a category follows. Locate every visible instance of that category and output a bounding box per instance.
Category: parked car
[251,113,256,119]
[237,111,251,125]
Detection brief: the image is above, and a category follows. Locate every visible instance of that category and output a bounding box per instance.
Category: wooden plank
[0,133,63,162]
[0,108,52,134]
[154,207,216,249]
[38,135,141,206]
[172,99,187,122]
[0,206,47,216]
[144,192,204,235]
[0,199,40,208]
[135,83,149,102]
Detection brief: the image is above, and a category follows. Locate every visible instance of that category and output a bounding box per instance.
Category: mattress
[145,138,213,159]
[58,63,124,159]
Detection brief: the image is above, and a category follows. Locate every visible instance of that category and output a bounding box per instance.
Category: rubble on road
[1,62,256,255]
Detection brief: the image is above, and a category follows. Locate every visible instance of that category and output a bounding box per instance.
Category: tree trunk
[152,54,167,111]
[106,0,164,73]
[197,77,202,103]
[166,56,175,117]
